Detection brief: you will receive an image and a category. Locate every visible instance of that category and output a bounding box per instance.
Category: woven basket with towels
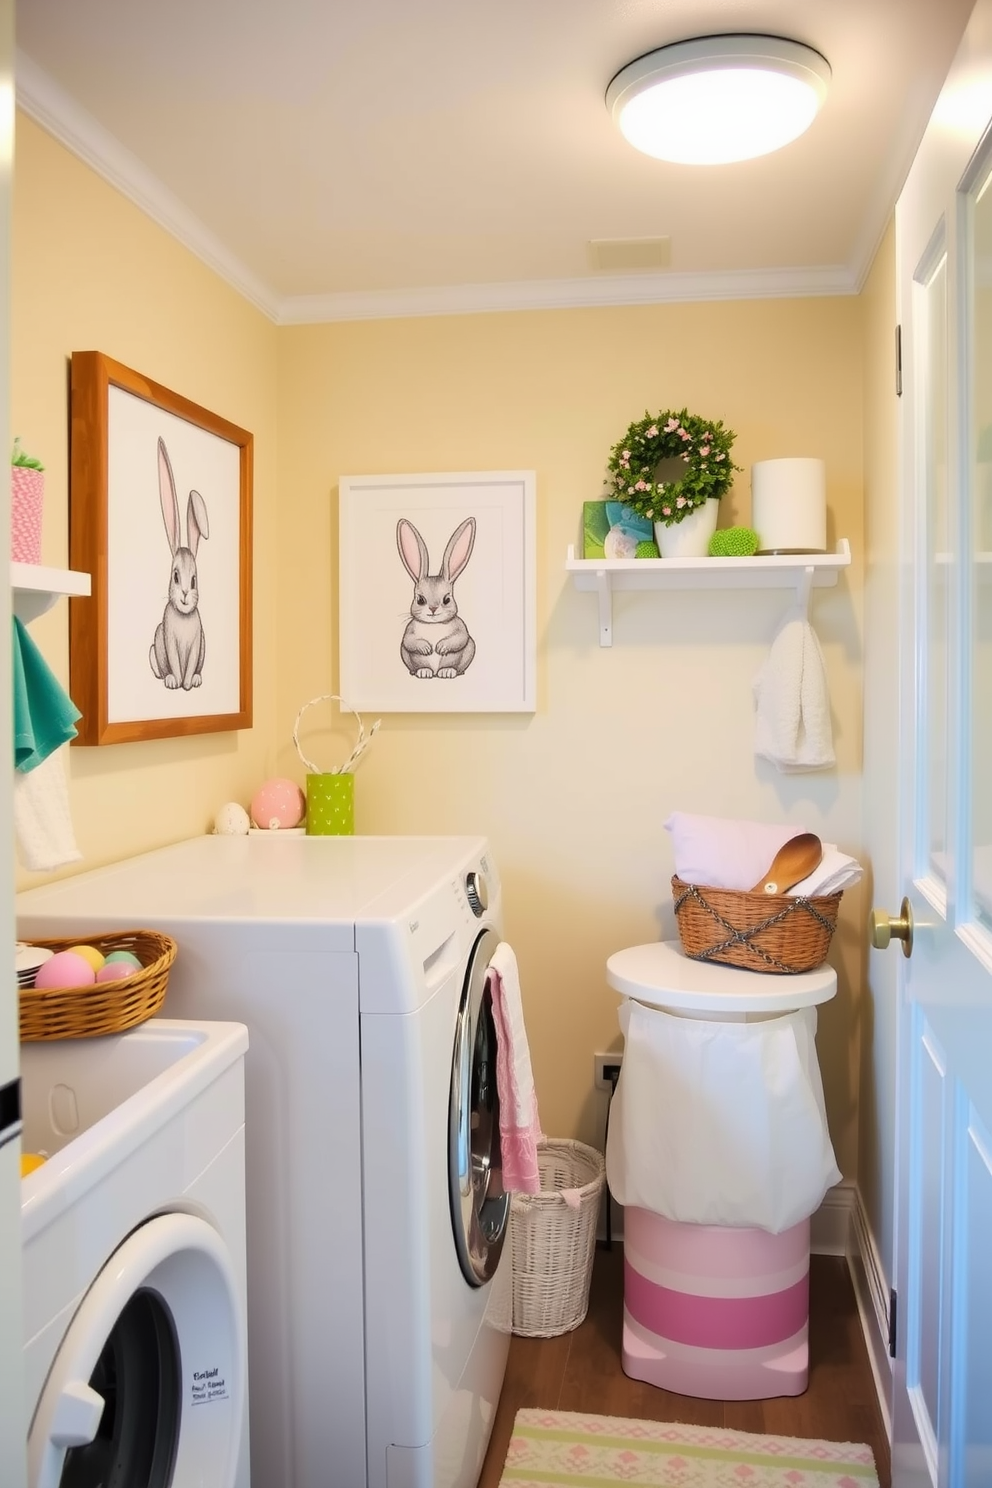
[665,812,861,975]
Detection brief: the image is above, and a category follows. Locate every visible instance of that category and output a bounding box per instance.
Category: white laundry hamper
[510,1139,605,1337]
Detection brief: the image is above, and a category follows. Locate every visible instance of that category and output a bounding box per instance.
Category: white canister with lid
[751,458,826,554]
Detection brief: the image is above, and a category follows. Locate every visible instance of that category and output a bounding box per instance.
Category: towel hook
[796,566,814,619]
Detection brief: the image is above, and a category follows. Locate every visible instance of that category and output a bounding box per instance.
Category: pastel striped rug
[499,1409,879,1487]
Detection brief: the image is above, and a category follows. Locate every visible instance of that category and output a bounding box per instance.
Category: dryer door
[449,926,510,1286]
[29,1212,244,1488]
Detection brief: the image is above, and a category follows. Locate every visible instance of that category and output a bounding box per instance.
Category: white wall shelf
[11,562,91,624]
[566,538,851,646]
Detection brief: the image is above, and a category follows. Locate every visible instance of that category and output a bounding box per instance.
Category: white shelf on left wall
[11,562,91,624]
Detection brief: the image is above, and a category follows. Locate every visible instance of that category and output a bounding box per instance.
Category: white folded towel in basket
[664,813,862,896]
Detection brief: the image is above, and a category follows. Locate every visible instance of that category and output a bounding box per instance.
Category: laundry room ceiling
[14,0,977,321]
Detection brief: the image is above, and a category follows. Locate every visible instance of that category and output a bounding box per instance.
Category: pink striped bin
[622,1205,810,1399]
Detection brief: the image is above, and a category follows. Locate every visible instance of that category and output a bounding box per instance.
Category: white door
[0,1,26,1484]
[888,2,992,1483]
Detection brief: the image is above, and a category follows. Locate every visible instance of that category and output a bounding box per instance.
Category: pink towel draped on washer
[487,942,543,1194]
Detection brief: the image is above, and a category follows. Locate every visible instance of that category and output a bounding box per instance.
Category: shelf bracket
[796,566,814,619]
[594,569,613,646]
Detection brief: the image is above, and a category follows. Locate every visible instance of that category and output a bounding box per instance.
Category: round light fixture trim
[606,34,831,165]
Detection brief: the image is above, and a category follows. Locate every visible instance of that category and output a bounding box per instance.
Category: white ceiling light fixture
[606,34,831,166]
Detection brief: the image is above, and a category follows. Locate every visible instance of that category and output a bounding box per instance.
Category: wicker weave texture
[19,930,177,1041]
[672,876,841,975]
[510,1139,605,1337]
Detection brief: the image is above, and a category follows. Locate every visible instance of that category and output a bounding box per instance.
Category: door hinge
[889,1287,898,1357]
[895,324,903,397]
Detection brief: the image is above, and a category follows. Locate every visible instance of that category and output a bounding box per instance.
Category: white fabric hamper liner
[606,1000,840,1234]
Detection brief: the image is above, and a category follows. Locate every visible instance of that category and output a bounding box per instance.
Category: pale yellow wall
[11,115,280,881]
[13,113,870,1176]
[276,304,866,1170]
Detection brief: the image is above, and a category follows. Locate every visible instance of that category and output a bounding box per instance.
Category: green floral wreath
[606,408,739,527]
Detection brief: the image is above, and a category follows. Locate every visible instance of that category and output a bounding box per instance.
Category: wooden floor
[477,1245,891,1488]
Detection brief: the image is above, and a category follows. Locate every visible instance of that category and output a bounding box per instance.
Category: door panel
[912,1025,945,1457]
[960,1113,992,1485]
[893,3,992,1483]
[921,250,950,878]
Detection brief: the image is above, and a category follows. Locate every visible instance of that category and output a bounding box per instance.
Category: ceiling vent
[589,237,672,272]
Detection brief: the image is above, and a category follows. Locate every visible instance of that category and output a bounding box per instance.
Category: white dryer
[19,1018,250,1488]
[18,833,514,1488]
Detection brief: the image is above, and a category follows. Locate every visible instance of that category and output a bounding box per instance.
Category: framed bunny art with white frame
[338,470,536,712]
[69,352,253,745]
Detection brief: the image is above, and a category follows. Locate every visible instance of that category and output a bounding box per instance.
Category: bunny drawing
[149,437,210,690]
[396,516,477,678]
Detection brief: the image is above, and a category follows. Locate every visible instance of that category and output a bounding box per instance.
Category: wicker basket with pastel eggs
[17,929,177,1041]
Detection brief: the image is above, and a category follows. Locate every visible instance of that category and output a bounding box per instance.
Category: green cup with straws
[293,694,380,836]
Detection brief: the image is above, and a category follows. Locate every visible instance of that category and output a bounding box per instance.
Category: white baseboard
[810,1179,854,1255]
[847,1186,893,1442]
[598,1179,893,1443]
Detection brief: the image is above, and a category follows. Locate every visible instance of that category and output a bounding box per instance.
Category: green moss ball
[709,526,759,557]
[635,539,660,559]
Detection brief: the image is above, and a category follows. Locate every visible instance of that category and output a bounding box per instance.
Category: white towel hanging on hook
[753,594,835,772]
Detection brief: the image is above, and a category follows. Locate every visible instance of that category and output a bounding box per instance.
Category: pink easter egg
[33,951,97,990]
[250,777,305,830]
[96,961,137,983]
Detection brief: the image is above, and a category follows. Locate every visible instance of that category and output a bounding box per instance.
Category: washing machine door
[29,1212,245,1488]
[449,926,510,1286]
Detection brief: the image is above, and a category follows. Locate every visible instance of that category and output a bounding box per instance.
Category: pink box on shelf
[11,465,44,564]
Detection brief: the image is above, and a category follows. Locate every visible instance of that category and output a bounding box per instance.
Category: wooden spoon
[750,832,823,895]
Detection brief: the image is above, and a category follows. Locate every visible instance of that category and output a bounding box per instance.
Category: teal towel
[13,616,81,773]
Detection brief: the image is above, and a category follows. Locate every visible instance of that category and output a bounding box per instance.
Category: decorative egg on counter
[214,801,251,836]
[33,951,97,990]
[250,778,306,831]
[103,950,143,972]
[67,944,106,972]
[96,961,138,983]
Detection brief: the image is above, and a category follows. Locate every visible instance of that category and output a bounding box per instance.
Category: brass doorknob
[869,897,914,957]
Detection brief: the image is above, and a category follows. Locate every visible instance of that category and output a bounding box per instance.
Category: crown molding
[276,262,857,325]
[16,49,859,327]
[15,48,281,322]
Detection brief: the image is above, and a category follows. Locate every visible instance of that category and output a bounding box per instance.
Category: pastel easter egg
[103,950,143,971]
[214,801,251,836]
[33,951,97,990]
[250,777,306,831]
[67,944,106,972]
[96,961,138,983]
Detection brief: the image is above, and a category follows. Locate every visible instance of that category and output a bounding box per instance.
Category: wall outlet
[593,1051,623,1091]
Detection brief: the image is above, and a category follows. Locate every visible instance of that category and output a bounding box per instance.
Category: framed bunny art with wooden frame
[69,352,253,745]
[338,470,536,712]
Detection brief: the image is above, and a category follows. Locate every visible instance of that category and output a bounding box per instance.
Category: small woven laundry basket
[19,930,177,1041]
[672,875,841,975]
[510,1138,606,1337]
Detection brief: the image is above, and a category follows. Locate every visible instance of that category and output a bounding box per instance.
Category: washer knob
[465,870,489,916]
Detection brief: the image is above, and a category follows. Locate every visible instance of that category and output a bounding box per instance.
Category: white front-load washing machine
[19,1018,250,1488]
[18,833,514,1488]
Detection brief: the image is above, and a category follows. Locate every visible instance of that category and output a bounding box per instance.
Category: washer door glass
[449,926,510,1286]
[30,1212,245,1488]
